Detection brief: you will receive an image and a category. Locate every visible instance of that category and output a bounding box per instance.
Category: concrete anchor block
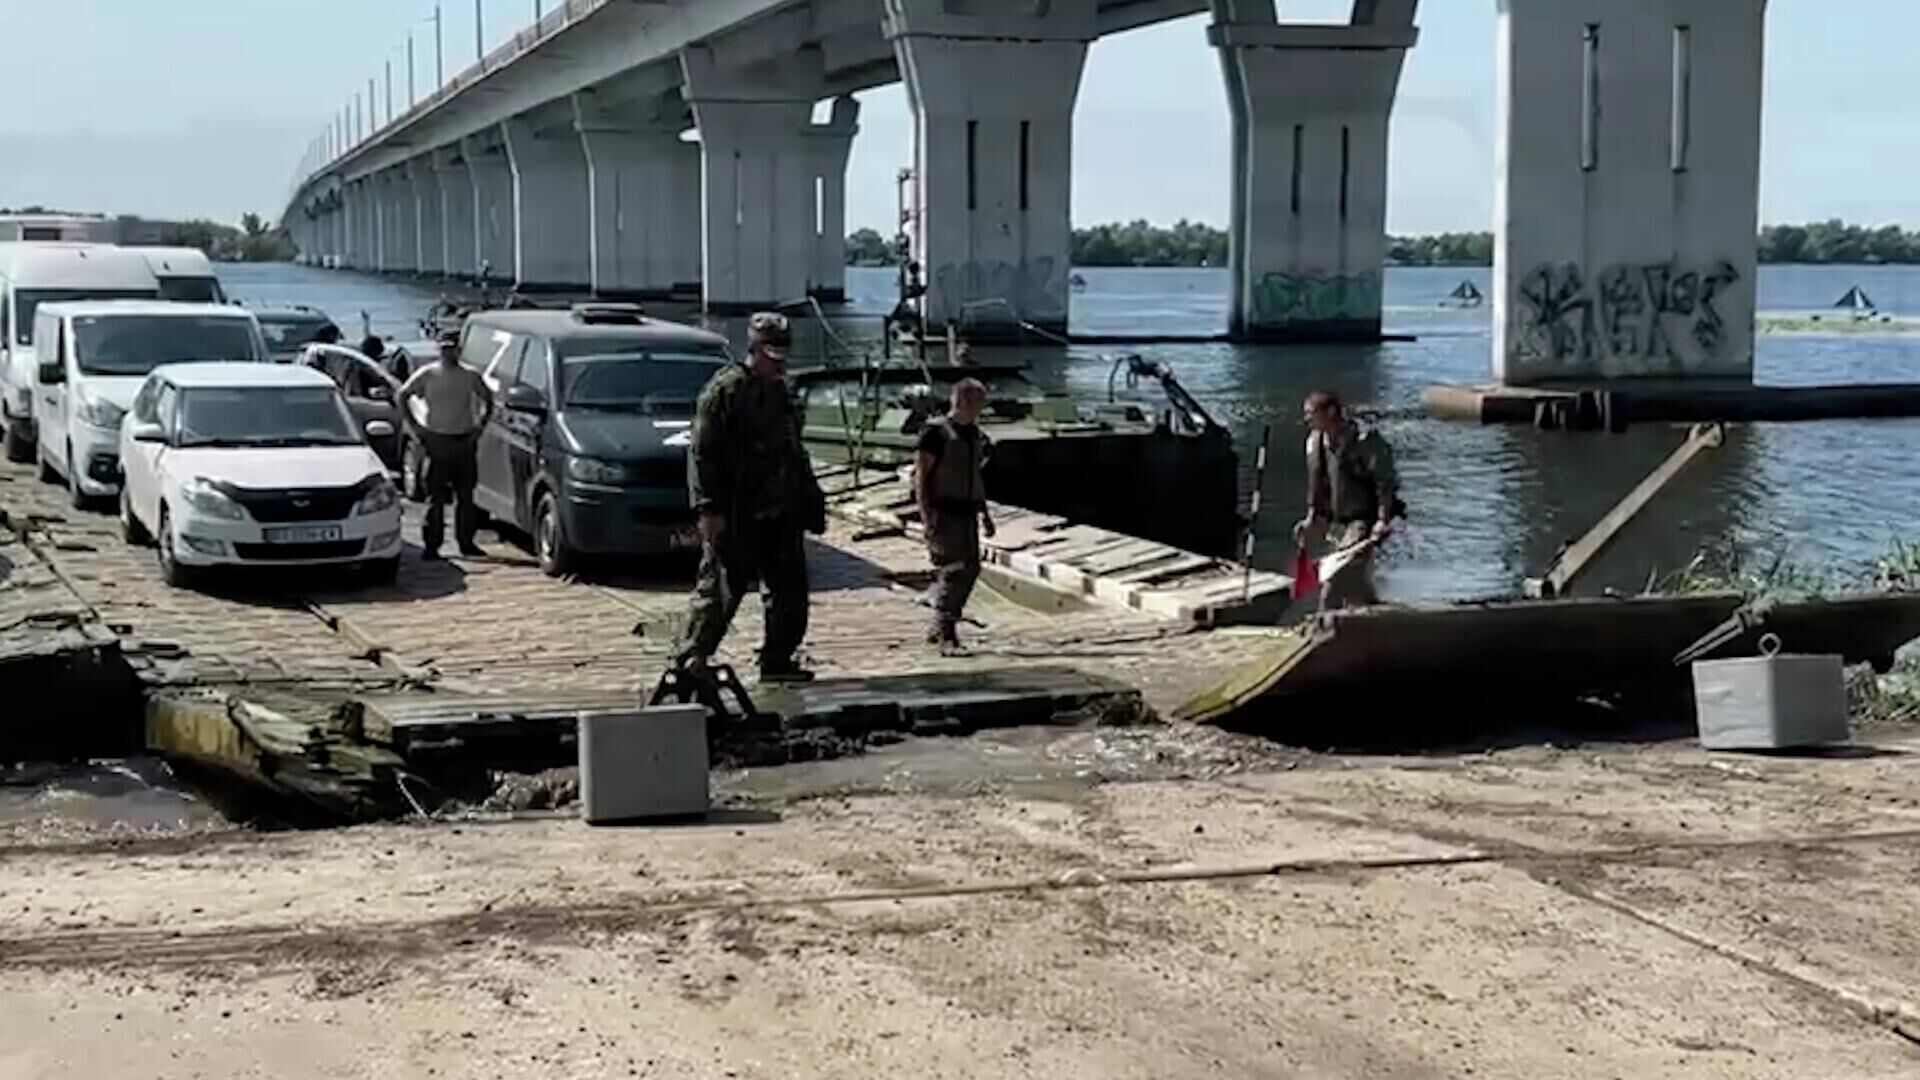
[578,705,710,824]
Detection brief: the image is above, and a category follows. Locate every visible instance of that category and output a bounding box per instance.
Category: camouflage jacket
[687,363,823,522]
[1306,421,1400,524]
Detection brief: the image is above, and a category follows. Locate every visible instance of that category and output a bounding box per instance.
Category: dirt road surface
[6,736,1920,1079]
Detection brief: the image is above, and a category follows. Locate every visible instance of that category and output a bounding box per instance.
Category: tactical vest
[923,417,988,509]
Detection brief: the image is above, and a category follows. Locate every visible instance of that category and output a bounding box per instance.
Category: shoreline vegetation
[851,219,1920,271]
[13,205,1917,273]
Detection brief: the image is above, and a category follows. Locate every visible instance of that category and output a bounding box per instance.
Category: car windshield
[561,352,727,413]
[259,315,338,353]
[175,386,363,449]
[157,277,224,303]
[12,288,159,345]
[72,315,262,376]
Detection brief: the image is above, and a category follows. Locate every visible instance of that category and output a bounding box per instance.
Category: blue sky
[0,0,1911,233]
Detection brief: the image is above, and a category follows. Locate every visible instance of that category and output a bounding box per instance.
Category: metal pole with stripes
[1242,425,1270,603]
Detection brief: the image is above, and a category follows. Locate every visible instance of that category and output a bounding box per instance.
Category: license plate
[263,525,343,544]
[669,527,701,550]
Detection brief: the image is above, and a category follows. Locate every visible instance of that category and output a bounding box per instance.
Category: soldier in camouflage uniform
[676,313,827,684]
[1297,390,1400,611]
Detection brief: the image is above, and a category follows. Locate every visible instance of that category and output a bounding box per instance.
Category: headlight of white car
[567,457,630,485]
[180,478,246,521]
[355,477,399,516]
[76,393,126,429]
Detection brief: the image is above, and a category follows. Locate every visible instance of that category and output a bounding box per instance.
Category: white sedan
[116,362,404,587]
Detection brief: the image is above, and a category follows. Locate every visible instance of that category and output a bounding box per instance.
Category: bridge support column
[683,45,839,312]
[885,0,1093,340]
[438,150,477,281]
[384,168,419,275]
[503,118,592,291]
[575,100,702,298]
[465,136,517,285]
[1211,0,1417,343]
[411,159,444,277]
[346,180,375,271]
[1495,0,1766,385]
[807,95,860,304]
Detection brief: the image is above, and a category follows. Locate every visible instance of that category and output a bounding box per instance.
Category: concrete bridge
[281,0,1768,379]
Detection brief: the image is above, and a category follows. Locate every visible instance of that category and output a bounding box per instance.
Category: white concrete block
[1692,654,1849,751]
[578,705,710,824]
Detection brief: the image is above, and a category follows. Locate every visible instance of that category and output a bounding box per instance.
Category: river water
[219,262,1920,602]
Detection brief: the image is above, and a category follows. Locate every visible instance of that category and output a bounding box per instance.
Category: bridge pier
[575,99,702,299]
[806,95,860,304]
[411,159,444,277]
[886,0,1092,341]
[465,135,518,285]
[438,150,477,281]
[346,179,374,272]
[1495,0,1766,385]
[382,168,419,275]
[682,46,837,313]
[1211,0,1418,344]
[503,118,593,292]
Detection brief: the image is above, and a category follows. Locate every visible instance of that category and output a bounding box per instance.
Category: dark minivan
[455,304,733,576]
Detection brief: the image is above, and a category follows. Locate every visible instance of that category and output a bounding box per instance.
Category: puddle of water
[0,758,227,837]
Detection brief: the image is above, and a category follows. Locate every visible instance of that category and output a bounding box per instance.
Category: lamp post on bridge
[474,0,484,63]
[435,3,445,88]
[385,59,394,126]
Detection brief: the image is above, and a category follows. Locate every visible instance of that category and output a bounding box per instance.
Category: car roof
[253,306,333,321]
[154,362,333,390]
[136,248,216,275]
[467,308,731,353]
[0,243,158,289]
[37,300,255,320]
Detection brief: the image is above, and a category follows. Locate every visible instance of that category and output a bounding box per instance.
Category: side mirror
[129,421,165,444]
[503,384,547,414]
[37,361,64,385]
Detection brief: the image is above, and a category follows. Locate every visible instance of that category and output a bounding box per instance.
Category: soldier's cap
[747,311,792,349]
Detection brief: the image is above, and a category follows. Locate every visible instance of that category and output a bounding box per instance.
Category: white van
[0,243,161,461]
[137,247,228,303]
[31,301,267,507]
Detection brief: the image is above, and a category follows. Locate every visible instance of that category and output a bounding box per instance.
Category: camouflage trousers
[676,518,810,670]
[925,507,982,642]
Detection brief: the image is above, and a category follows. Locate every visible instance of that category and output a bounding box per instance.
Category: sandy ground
[5,735,1920,1079]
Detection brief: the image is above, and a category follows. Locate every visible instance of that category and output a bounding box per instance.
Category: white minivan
[32,301,267,507]
[0,243,161,461]
[118,363,403,587]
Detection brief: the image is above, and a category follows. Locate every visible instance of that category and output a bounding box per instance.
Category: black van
[451,304,733,576]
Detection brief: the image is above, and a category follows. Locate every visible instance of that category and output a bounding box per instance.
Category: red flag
[1291,545,1320,599]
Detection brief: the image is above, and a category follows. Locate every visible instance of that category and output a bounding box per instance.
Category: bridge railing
[288,0,615,204]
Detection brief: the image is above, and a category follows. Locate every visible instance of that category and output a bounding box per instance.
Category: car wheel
[2,415,32,464]
[365,556,401,586]
[401,438,426,501]
[66,444,92,511]
[156,505,196,589]
[534,491,574,579]
[119,486,150,546]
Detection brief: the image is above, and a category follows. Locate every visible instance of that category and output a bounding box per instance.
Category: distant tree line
[847,219,1920,269]
[1,206,295,262]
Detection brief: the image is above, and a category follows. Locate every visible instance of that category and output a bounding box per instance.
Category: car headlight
[77,394,126,429]
[355,477,399,516]
[567,457,630,485]
[180,478,245,521]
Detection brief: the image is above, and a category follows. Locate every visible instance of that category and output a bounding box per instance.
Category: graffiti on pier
[1250,271,1382,326]
[1516,260,1741,369]
[934,257,1067,326]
